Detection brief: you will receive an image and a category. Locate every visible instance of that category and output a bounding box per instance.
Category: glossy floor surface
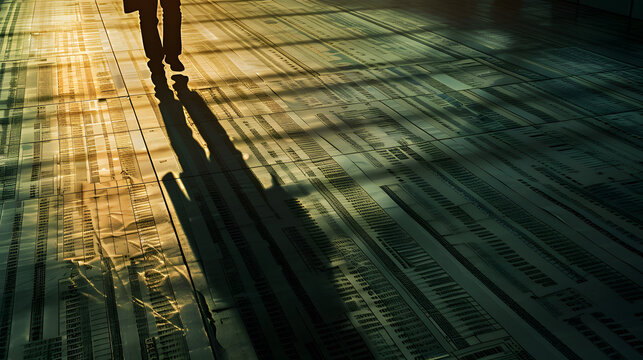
[0,0,642,359]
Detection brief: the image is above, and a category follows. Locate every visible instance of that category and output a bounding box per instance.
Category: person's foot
[165,56,185,71]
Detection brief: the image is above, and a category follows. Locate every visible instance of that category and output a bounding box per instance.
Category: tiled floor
[0,0,642,359]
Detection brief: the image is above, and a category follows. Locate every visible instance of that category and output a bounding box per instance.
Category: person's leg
[161,0,184,70]
[138,0,164,67]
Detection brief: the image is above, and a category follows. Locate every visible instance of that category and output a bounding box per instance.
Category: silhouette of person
[134,0,185,72]
[151,75,370,359]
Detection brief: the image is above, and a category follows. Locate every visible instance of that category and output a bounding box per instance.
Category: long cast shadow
[151,72,373,359]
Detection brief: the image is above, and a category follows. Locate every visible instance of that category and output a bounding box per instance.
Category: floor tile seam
[123,84,540,119]
[0,47,636,83]
[449,72,643,112]
[1,33,639,64]
[9,134,435,171]
[2,136,641,205]
[0,94,132,112]
[412,5,643,62]
[426,109,643,137]
[434,24,643,68]
[0,117,602,152]
[472,17,637,49]
[118,86,639,134]
[0,49,123,63]
[0,69,603,117]
[536,12,643,39]
[6,108,642,151]
[330,0,643,67]
[311,0,554,61]
[118,43,643,75]
[3,128,149,146]
[118,65,641,105]
[531,112,643,136]
[518,67,643,82]
[0,168,290,201]
[0,117,627,203]
[1,123,549,174]
[517,75,643,107]
[2,85,635,146]
[1,85,639,143]
[180,4,382,24]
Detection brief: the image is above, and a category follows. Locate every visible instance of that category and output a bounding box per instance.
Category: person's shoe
[165,56,185,71]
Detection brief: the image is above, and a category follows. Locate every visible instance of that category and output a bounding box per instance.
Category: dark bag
[123,0,139,13]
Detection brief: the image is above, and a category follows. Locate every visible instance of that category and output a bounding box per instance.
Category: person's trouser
[138,0,182,61]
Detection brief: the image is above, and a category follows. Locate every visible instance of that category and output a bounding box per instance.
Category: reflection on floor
[1,0,642,358]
